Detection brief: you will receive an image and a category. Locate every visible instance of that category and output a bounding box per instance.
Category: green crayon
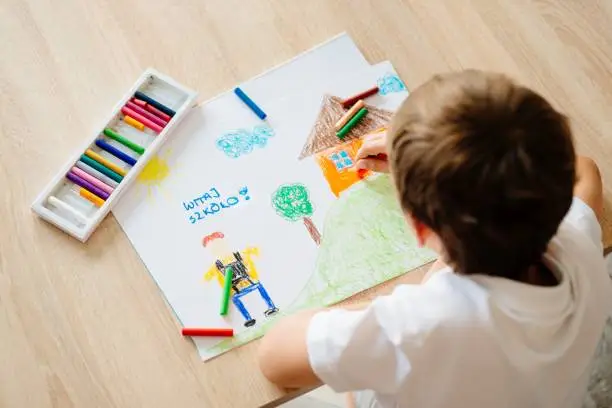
[336,107,368,139]
[80,155,124,183]
[220,266,234,316]
[103,128,145,155]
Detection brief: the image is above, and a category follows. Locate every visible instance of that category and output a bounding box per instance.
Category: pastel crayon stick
[134,91,176,117]
[132,98,172,122]
[357,168,368,179]
[47,196,88,224]
[366,153,388,160]
[79,188,105,207]
[181,328,234,337]
[84,149,127,177]
[95,139,137,166]
[336,107,368,139]
[103,128,145,155]
[220,266,233,316]
[141,101,171,122]
[75,160,120,188]
[121,107,163,133]
[79,155,124,183]
[71,167,114,195]
[66,171,110,200]
[126,101,168,128]
[233,87,267,120]
[342,86,379,108]
[123,115,145,131]
[334,100,365,131]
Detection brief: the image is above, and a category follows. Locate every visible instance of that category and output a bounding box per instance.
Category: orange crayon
[357,168,368,179]
[79,188,105,207]
[123,115,145,131]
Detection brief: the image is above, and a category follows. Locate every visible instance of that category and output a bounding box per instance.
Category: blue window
[330,150,354,170]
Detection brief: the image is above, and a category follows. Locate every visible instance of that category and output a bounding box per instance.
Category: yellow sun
[136,150,174,202]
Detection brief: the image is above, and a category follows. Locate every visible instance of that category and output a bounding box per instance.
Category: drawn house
[299,95,394,197]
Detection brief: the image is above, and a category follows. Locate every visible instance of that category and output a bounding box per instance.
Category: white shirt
[307,198,612,408]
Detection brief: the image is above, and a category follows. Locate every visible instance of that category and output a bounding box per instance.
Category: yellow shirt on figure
[204,246,260,291]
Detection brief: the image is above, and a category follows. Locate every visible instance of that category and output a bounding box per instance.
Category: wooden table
[2,1,612,407]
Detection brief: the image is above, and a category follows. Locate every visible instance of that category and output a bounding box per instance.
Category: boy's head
[202,231,231,259]
[388,70,575,279]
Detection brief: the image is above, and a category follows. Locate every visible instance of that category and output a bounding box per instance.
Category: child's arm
[258,310,322,388]
[574,156,603,222]
[259,303,370,388]
[260,284,447,394]
[563,155,604,249]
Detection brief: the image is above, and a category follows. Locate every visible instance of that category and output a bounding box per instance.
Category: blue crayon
[95,139,137,166]
[233,87,267,120]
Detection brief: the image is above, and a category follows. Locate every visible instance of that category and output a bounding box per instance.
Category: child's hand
[355,131,389,173]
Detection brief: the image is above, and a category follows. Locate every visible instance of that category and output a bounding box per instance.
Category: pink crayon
[126,101,168,128]
[70,167,114,195]
[131,98,172,122]
[121,106,163,133]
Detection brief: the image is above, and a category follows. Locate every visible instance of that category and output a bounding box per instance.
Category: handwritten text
[183,186,251,225]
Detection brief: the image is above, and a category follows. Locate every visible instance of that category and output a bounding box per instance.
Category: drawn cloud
[216,125,275,158]
[377,73,407,95]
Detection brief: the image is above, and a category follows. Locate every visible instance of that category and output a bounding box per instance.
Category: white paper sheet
[114,37,435,360]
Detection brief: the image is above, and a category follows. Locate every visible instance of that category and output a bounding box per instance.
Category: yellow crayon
[84,149,127,177]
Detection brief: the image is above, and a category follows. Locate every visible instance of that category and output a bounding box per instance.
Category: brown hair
[388,70,575,279]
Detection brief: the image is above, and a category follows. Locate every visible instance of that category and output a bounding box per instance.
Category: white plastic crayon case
[31,68,198,242]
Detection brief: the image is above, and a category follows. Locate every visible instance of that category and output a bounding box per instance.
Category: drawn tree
[272,183,321,245]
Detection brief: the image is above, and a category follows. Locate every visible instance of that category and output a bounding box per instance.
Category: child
[258,70,612,408]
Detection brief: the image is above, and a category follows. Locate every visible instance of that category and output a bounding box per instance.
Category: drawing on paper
[205,174,436,356]
[299,95,393,196]
[216,124,275,158]
[291,174,436,308]
[183,186,251,225]
[203,232,278,327]
[377,73,406,95]
[135,151,172,202]
[109,41,430,361]
[315,139,369,197]
[271,184,321,245]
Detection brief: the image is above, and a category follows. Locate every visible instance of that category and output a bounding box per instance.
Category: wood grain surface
[2,1,612,407]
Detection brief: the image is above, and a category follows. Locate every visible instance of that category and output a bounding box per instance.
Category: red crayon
[342,86,379,108]
[357,168,368,179]
[363,153,388,161]
[132,98,172,122]
[373,153,388,160]
[181,327,234,337]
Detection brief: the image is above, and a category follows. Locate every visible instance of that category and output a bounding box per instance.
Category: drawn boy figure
[203,232,278,327]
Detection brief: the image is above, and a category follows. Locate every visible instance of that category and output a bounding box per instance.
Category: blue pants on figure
[232,282,278,327]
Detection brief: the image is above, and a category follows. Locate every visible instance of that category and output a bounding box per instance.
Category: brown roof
[298,95,394,159]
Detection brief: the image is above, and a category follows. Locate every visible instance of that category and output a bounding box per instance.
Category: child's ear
[406,213,428,247]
